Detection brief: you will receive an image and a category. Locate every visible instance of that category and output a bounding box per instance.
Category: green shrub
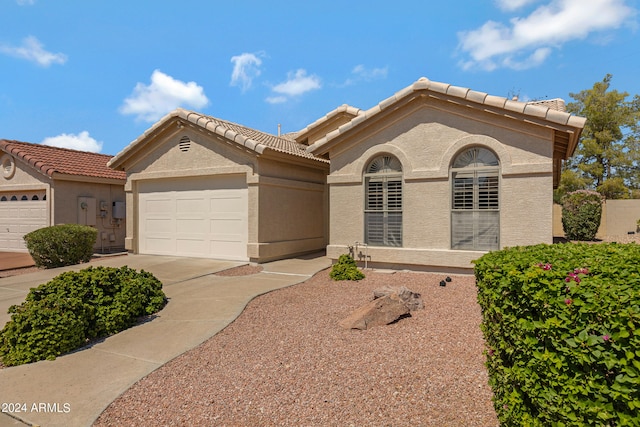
[561,190,604,241]
[0,266,167,366]
[330,254,365,281]
[24,224,98,269]
[474,243,640,426]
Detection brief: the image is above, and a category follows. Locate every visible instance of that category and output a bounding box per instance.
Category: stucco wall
[121,127,329,262]
[325,104,555,271]
[52,180,126,252]
[553,200,640,238]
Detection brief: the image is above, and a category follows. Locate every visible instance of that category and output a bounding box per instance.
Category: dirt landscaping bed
[94,269,499,426]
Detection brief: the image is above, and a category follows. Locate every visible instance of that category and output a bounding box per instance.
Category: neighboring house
[107,112,329,262]
[110,77,586,270]
[0,140,126,253]
[306,77,586,271]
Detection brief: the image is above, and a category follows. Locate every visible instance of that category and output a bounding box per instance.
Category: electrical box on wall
[112,201,125,219]
[78,197,97,226]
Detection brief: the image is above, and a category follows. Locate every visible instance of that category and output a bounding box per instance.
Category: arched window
[364,155,402,247]
[0,196,6,201]
[21,195,28,201]
[451,147,499,251]
[32,195,39,200]
[10,196,17,201]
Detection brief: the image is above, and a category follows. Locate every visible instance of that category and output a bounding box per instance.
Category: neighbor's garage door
[138,175,248,261]
[0,197,47,251]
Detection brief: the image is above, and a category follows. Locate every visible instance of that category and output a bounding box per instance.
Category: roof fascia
[51,173,125,185]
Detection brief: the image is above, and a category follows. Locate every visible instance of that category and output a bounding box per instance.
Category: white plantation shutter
[451,148,499,251]
[364,156,402,247]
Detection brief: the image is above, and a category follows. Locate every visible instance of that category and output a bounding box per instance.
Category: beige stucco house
[305,77,585,271]
[107,111,329,262]
[109,77,585,270]
[0,140,127,253]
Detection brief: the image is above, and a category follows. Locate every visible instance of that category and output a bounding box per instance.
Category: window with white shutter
[364,155,402,247]
[451,147,499,251]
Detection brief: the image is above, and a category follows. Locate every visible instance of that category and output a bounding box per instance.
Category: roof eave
[308,77,587,157]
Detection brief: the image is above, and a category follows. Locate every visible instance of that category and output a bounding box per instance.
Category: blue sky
[1,0,639,155]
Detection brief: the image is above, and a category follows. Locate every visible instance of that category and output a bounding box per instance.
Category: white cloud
[494,0,542,11]
[340,64,389,87]
[0,36,67,67]
[230,52,263,92]
[41,131,103,153]
[458,0,635,70]
[268,68,321,102]
[119,70,209,122]
[265,96,288,105]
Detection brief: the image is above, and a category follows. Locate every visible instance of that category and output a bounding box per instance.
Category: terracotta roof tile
[0,139,126,181]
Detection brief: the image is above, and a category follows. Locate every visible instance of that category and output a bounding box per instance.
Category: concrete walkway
[0,253,331,427]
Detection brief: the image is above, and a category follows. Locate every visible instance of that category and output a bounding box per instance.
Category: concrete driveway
[0,254,240,328]
[0,253,331,427]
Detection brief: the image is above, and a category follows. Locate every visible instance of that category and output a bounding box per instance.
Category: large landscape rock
[339,294,410,330]
[373,285,424,311]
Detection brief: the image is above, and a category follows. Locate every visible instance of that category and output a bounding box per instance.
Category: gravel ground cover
[94,268,499,427]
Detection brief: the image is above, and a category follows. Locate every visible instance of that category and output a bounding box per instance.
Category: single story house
[110,77,586,270]
[107,113,329,262]
[306,78,585,271]
[0,140,127,253]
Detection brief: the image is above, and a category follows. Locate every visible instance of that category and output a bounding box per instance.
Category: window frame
[450,147,500,251]
[363,155,403,247]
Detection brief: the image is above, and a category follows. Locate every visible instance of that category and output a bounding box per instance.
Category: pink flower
[574,277,581,284]
[565,277,572,283]
[565,299,572,305]
[543,263,552,270]
[602,334,610,342]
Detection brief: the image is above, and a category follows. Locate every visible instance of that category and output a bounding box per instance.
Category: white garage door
[0,198,48,252]
[138,175,248,261]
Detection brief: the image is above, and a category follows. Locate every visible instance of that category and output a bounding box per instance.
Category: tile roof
[0,139,126,181]
[109,109,329,169]
[294,104,363,143]
[526,98,566,112]
[307,77,586,157]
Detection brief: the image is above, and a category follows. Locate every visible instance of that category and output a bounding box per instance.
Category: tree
[566,74,640,198]
[553,169,589,204]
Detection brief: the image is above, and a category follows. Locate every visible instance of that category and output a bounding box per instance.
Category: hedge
[474,243,640,426]
[24,224,97,269]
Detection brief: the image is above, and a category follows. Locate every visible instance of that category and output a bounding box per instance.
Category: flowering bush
[561,189,604,241]
[475,243,640,426]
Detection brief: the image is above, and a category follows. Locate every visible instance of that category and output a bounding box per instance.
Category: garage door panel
[177,238,207,255]
[176,218,206,233]
[211,218,244,234]
[145,198,172,212]
[145,237,175,253]
[210,195,244,212]
[138,176,248,260]
[176,197,207,213]
[145,218,173,233]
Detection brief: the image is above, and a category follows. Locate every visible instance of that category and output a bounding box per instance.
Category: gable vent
[178,136,191,152]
